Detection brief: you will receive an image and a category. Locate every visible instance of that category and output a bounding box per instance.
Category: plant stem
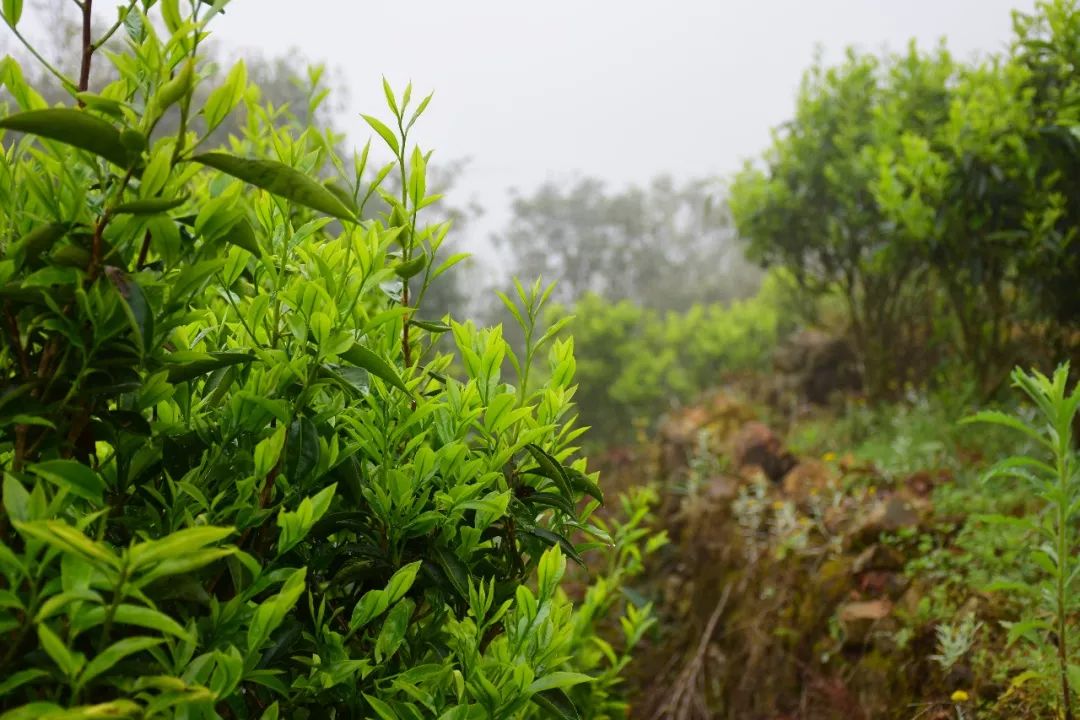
[1058,447,1074,720]
[78,0,93,94]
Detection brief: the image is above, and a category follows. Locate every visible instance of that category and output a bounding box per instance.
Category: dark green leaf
[29,460,105,504]
[525,444,573,500]
[518,492,577,518]
[162,351,255,383]
[565,467,604,504]
[410,319,451,333]
[10,222,72,268]
[219,218,260,255]
[323,180,358,215]
[285,416,321,484]
[394,255,427,279]
[521,526,586,569]
[0,109,130,167]
[113,196,186,215]
[432,546,469,600]
[107,270,153,354]
[79,637,163,686]
[340,343,409,394]
[191,152,356,221]
[530,688,582,720]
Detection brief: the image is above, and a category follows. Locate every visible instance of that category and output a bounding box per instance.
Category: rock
[780,458,834,502]
[852,544,906,574]
[838,599,894,646]
[703,474,740,503]
[856,570,908,600]
[731,421,797,483]
[847,495,921,549]
[773,329,862,405]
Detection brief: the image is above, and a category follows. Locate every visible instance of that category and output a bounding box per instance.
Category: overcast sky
[208,0,1034,251]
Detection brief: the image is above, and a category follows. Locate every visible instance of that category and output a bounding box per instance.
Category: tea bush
[0,2,656,718]
[731,0,1080,398]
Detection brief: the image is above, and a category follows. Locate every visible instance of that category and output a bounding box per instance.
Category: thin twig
[653,583,732,720]
[78,0,93,94]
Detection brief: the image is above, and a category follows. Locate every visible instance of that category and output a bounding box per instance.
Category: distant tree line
[731,0,1080,399]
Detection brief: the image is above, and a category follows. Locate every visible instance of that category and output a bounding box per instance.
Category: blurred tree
[493,175,760,312]
[731,44,954,398]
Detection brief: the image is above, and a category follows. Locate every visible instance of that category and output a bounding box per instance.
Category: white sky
[211,0,1034,253]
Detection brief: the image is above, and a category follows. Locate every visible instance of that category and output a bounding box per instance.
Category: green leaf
[203,60,247,130]
[528,672,593,694]
[128,526,234,570]
[0,109,130,167]
[565,467,604,504]
[276,483,336,554]
[0,703,63,720]
[13,521,118,566]
[248,567,306,652]
[340,343,409,394]
[363,694,398,720]
[135,548,235,586]
[72,604,190,639]
[411,319,451,334]
[530,688,582,720]
[191,152,356,221]
[0,669,48,696]
[394,254,428,280]
[433,545,469,600]
[219,218,260,255]
[385,560,422,604]
[78,637,163,687]
[2,0,23,27]
[285,416,321,484]
[361,114,400,156]
[350,589,389,632]
[3,473,30,522]
[9,222,71,268]
[375,598,413,661]
[161,350,254,383]
[382,77,399,117]
[38,624,84,677]
[525,444,573,500]
[521,526,586,569]
[961,410,1050,450]
[323,180,358,216]
[113,196,187,215]
[28,460,104,504]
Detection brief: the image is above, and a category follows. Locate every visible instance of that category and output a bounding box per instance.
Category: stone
[730,421,796,483]
[780,458,834,501]
[773,329,862,404]
[852,543,906,574]
[847,495,921,549]
[837,598,894,646]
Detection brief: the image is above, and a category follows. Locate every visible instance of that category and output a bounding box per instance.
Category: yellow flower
[822,452,837,462]
[950,690,970,703]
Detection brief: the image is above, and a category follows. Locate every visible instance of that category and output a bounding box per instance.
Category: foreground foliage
[0,2,655,718]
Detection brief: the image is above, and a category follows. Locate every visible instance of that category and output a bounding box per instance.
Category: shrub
[556,271,793,444]
[965,364,1079,718]
[0,2,653,718]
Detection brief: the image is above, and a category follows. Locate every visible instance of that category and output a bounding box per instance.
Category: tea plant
[966,364,1079,719]
[0,1,653,718]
